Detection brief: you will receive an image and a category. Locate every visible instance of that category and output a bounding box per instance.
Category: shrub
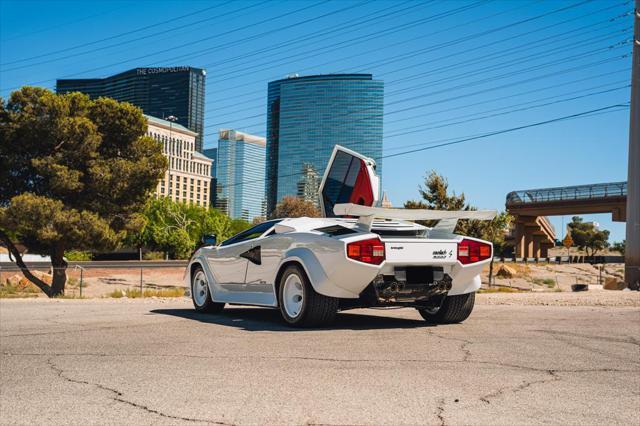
[532,278,556,288]
[64,250,93,261]
[108,287,185,298]
[142,251,165,260]
[0,283,39,298]
[478,287,525,293]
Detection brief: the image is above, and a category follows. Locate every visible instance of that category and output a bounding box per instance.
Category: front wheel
[191,266,225,313]
[417,292,475,324]
[278,264,338,327]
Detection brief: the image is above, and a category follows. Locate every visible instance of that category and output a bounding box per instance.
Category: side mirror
[201,234,217,246]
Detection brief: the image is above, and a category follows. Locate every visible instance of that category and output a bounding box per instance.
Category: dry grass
[478,287,526,294]
[0,283,40,298]
[532,277,556,288]
[108,287,185,298]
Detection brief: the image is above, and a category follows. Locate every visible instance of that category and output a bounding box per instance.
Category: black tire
[418,292,475,324]
[278,264,338,327]
[191,266,225,313]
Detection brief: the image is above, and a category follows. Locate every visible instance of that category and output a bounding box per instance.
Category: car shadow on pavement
[150,307,434,331]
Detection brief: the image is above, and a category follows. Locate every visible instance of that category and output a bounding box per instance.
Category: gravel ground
[477,290,640,307]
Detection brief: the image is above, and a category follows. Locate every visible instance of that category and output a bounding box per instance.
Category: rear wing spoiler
[333,203,497,233]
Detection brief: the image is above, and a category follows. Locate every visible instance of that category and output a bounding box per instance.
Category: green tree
[611,240,625,256]
[404,171,512,253]
[0,87,167,296]
[269,196,320,219]
[136,198,251,258]
[140,198,195,259]
[567,216,610,256]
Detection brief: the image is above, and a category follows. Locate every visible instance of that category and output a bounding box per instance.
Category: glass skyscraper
[216,130,266,221]
[56,67,206,152]
[203,147,218,208]
[266,74,383,215]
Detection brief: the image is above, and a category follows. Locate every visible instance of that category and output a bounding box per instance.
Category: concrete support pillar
[626,2,640,290]
[532,235,542,259]
[540,243,552,259]
[514,220,525,258]
[524,233,534,259]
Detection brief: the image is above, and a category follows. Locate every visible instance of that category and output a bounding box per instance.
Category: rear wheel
[191,266,224,313]
[417,292,475,324]
[278,264,338,327]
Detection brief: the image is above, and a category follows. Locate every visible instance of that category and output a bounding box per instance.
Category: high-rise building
[56,67,206,151]
[203,148,218,208]
[216,129,266,221]
[145,115,212,207]
[266,74,383,214]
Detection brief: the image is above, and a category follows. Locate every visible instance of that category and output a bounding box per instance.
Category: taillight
[457,238,492,264]
[347,238,385,265]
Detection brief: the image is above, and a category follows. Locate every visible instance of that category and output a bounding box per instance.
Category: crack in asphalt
[435,398,446,426]
[425,329,473,362]
[533,329,640,347]
[1,319,177,338]
[46,357,233,425]
[479,370,561,404]
[6,352,636,375]
[542,334,640,364]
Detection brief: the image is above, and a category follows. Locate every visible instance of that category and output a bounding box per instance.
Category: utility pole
[626,1,640,290]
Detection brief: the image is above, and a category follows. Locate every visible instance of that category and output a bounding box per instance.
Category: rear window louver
[314,225,357,236]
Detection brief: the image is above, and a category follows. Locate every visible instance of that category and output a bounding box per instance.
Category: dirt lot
[0,266,186,298]
[485,262,625,291]
[0,261,632,299]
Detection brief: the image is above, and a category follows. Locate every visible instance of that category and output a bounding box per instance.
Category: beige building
[146,115,212,207]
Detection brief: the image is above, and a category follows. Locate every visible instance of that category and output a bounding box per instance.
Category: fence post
[488,259,494,288]
[140,266,143,296]
[79,268,83,298]
[599,265,603,286]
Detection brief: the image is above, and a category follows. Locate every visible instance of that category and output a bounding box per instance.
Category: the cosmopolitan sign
[137,67,190,75]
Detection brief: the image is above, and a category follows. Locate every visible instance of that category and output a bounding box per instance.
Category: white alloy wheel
[192,270,209,307]
[282,273,304,318]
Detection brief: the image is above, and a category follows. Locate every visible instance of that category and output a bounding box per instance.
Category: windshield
[220,220,282,246]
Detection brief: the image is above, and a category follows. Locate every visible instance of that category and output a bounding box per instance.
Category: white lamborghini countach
[185,146,496,327]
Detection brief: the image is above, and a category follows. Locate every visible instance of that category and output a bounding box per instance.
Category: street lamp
[166,115,178,143]
[166,114,178,161]
[165,115,179,210]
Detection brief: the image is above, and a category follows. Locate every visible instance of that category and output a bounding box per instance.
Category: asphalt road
[1,298,638,425]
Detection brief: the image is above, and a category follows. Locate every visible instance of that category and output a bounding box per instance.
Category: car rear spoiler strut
[333,203,497,232]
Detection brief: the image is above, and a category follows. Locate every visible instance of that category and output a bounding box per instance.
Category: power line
[212,104,629,189]
[0,1,246,72]
[3,0,354,89]
[384,67,630,126]
[208,20,626,124]
[0,5,128,43]
[203,83,629,177]
[381,104,629,159]
[0,2,236,66]
[383,85,629,140]
[202,28,629,129]
[202,43,630,135]
[201,0,628,115]
[199,0,486,84]
[191,0,433,72]
[212,104,628,191]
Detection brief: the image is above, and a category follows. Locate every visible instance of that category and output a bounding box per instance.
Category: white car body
[185,145,496,326]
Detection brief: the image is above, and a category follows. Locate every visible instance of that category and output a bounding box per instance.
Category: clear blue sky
[0,0,632,242]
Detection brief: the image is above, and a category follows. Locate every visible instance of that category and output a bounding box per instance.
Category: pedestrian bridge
[505,182,627,258]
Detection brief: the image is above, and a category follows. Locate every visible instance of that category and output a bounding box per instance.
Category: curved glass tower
[266,74,383,215]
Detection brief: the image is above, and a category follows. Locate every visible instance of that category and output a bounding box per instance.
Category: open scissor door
[319,145,380,218]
